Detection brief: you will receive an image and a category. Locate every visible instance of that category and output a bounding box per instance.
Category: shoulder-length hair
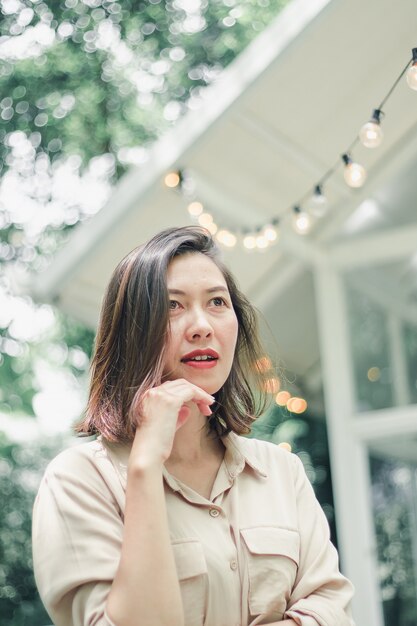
[76,226,272,442]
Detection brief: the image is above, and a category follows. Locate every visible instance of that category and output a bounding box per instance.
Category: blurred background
[1,0,417,625]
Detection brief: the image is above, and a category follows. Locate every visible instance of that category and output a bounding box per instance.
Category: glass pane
[403,323,417,404]
[345,283,394,411]
[345,258,417,413]
[370,443,417,626]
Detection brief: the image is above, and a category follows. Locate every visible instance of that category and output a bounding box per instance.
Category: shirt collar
[100,430,268,490]
[221,431,268,479]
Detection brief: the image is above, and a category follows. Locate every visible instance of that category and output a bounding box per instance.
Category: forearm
[106,462,184,626]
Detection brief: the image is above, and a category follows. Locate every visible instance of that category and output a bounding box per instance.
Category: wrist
[127,456,164,478]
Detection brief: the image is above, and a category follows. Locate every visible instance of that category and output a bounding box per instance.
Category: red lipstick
[181,349,219,369]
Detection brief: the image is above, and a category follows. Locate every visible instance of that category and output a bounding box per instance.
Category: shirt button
[209,508,220,517]
[230,559,238,570]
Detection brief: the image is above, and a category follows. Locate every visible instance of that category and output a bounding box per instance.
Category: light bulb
[344,162,366,188]
[187,201,203,216]
[275,391,291,406]
[407,64,417,90]
[287,397,307,414]
[360,121,383,148]
[263,223,278,242]
[180,174,196,196]
[360,109,383,148]
[206,222,218,235]
[255,234,269,249]
[406,49,417,90]
[164,171,181,188]
[308,185,328,218]
[292,206,312,235]
[198,212,213,227]
[243,234,256,250]
[342,154,367,188]
[216,229,237,247]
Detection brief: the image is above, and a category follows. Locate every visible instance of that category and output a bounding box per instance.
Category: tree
[0,0,290,411]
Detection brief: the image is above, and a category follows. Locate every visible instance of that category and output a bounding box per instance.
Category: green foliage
[0,0,289,185]
[0,283,94,416]
[371,456,417,626]
[0,432,65,626]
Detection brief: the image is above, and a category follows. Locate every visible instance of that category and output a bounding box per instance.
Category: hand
[130,379,215,468]
[254,619,297,626]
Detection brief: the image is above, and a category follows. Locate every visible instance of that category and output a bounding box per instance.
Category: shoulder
[45,437,107,475]
[230,432,299,476]
[39,436,122,497]
[34,437,129,525]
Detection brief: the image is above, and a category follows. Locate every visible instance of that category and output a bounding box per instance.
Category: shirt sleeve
[284,453,355,626]
[32,446,122,626]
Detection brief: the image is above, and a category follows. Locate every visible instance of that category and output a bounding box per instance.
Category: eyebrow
[168,286,229,295]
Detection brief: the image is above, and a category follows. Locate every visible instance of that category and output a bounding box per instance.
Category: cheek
[224,315,239,353]
[163,327,178,366]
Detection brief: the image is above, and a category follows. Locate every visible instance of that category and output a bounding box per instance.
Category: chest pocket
[241,526,300,619]
[172,539,208,626]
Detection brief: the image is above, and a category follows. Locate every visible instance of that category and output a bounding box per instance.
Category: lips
[180,348,219,363]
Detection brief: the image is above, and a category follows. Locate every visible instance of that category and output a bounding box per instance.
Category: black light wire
[173,50,415,239]
[258,51,415,232]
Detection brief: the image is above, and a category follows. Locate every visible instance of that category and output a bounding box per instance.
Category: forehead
[166,253,227,289]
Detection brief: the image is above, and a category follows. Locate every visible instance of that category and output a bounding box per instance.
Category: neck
[168,404,223,465]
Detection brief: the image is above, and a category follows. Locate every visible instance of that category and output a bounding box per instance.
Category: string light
[263,221,279,242]
[342,154,367,188]
[360,109,384,148]
[406,48,417,90]
[367,366,381,382]
[165,48,416,250]
[198,212,214,227]
[287,397,308,414]
[216,229,237,247]
[206,222,218,235]
[275,391,291,406]
[255,232,269,249]
[292,206,312,235]
[187,200,204,216]
[164,170,182,188]
[243,234,256,249]
[308,185,328,218]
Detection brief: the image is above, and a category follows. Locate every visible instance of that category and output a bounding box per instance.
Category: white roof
[31,0,417,390]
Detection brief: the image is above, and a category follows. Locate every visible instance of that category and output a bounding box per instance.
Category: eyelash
[169,297,227,310]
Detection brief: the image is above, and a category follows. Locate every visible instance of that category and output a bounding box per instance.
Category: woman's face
[163,252,239,395]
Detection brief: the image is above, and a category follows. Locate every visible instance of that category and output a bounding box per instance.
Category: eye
[210,296,227,306]
[169,300,181,310]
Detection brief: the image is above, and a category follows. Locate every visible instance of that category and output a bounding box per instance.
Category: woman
[32,226,355,626]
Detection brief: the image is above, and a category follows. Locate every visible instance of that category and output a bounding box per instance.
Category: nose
[186,307,213,340]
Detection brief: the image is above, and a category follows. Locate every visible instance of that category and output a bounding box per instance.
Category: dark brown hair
[76,226,272,442]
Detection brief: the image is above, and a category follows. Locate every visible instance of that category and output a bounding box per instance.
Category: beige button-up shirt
[32,432,355,626]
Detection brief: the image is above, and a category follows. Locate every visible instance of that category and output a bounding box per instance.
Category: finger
[196,401,213,417]
[161,379,215,404]
[166,390,213,417]
[176,404,191,430]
